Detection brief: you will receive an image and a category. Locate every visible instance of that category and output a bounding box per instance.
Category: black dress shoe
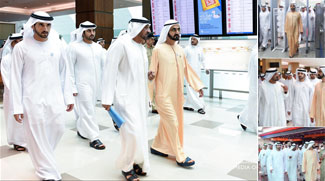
[240,124,247,131]
[198,108,205,114]
[152,109,158,114]
[183,107,194,111]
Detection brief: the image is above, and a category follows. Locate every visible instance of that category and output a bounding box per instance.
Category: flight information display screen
[197,0,223,35]
[172,0,195,35]
[226,0,254,34]
[151,0,171,35]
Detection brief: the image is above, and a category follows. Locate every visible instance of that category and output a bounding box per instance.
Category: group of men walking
[1,11,209,181]
[259,141,325,181]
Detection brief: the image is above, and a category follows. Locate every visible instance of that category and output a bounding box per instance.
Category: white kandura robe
[259,81,288,126]
[10,37,73,180]
[259,149,268,175]
[97,47,107,101]
[291,81,313,126]
[301,11,308,41]
[310,78,321,88]
[259,10,270,48]
[183,44,205,110]
[308,11,315,41]
[67,41,105,141]
[238,45,257,132]
[1,53,26,147]
[268,150,287,181]
[266,149,274,180]
[283,78,295,121]
[287,150,299,181]
[101,34,150,173]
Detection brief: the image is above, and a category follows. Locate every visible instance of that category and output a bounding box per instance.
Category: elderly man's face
[271,73,280,82]
[168,24,181,41]
[139,24,151,42]
[290,4,296,11]
[33,22,51,39]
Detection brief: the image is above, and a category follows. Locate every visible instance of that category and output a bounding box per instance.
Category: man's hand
[148,71,155,81]
[14,114,24,123]
[205,70,210,75]
[311,118,314,123]
[199,89,204,97]
[66,104,74,112]
[102,104,111,111]
[288,112,291,116]
[73,93,78,96]
[270,169,273,173]
[282,85,288,93]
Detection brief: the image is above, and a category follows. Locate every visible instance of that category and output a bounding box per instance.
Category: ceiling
[282,58,325,67]
[0,0,142,22]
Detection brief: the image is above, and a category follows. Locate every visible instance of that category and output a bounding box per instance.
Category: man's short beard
[168,33,179,41]
[84,35,95,41]
[34,29,48,38]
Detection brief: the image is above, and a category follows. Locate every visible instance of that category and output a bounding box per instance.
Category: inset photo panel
[258,58,325,127]
[258,0,325,59]
[258,127,325,181]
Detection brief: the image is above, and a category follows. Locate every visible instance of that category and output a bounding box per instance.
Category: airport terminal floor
[0,97,257,180]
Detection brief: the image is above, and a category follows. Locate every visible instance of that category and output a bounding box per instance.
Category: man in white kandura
[290,68,313,126]
[259,144,268,178]
[102,17,151,181]
[237,43,257,132]
[259,4,270,51]
[268,142,287,181]
[67,21,106,150]
[183,35,208,115]
[286,144,299,181]
[259,68,289,126]
[283,71,295,123]
[266,143,274,181]
[309,68,321,88]
[1,33,25,151]
[10,11,74,180]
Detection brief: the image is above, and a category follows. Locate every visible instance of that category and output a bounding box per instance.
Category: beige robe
[149,43,204,163]
[310,81,325,126]
[320,149,325,181]
[285,11,303,57]
[302,149,319,181]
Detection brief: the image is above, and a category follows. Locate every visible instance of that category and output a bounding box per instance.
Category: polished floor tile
[0,97,257,180]
[0,145,22,159]
[191,119,223,129]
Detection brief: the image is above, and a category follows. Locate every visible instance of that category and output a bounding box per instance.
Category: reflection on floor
[0,97,257,180]
[258,42,315,58]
